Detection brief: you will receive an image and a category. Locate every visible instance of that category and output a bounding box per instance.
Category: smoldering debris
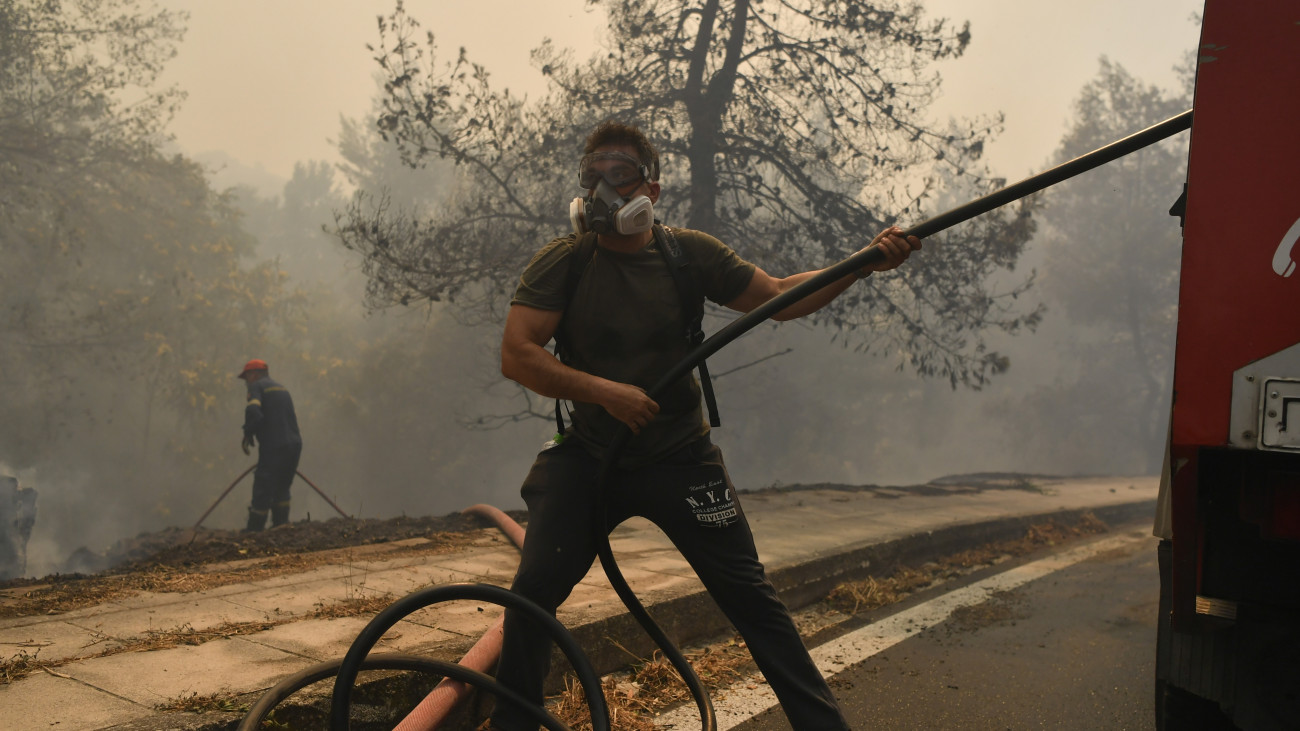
[23,509,528,583]
[0,476,37,581]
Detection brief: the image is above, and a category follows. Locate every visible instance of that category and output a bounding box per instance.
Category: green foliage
[337,0,1044,390]
[1044,58,1188,339]
[995,58,1190,474]
[0,0,187,203]
[0,0,307,548]
[0,148,305,471]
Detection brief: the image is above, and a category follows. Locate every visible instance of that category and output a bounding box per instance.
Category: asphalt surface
[719,527,1158,730]
[0,474,1158,730]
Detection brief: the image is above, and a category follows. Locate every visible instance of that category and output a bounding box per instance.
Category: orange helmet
[238,359,269,378]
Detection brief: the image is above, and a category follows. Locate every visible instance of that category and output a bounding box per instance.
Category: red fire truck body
[1156,1,1300,728]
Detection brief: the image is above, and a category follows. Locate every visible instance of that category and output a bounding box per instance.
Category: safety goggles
[578,151,650,190]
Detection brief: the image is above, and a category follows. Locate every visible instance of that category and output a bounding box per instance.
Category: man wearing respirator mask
[567,149,657,236]
[491,121,921,730]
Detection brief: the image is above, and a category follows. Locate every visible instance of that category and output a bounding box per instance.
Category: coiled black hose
[327,583,608,731]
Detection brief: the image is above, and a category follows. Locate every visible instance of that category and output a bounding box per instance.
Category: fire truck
[1154,1,1300,729]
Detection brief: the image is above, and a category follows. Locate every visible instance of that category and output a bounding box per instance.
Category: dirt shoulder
[0,473,1080,620]
[0,510,528,619]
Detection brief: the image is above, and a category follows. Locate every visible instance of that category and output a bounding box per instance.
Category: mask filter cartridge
[570,179,654,236]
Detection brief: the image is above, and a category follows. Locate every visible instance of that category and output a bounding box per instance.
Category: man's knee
[508,571,573,613]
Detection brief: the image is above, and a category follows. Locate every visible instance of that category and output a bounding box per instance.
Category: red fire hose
[392,504,525,730]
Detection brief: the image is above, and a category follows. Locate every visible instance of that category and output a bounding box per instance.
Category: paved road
[682,527,1160,731]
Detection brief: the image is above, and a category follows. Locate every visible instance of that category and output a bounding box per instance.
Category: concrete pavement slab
[0,618,126,664]
[213,575,386,618]
[230,561,374,590]
[239,615,458,660]
[597,534,677,557]
[396,597,508,639]
[60,634,304,706]
[63,597,275,638]
[0,598,147,631]
[389,563,499,590]
[594,550,705,581]
[420,547,528,582]
[372,618,470,654]
[0,671,145,731]
[85,583,254,609]
[330,563,442,597]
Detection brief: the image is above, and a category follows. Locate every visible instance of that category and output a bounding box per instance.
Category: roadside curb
[559,499,1156,685]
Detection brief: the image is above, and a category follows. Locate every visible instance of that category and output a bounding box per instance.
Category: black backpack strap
[554,233,598,434]
[552,227,722,433]
[652,224,721,428]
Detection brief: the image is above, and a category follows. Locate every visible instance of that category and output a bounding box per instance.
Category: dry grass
[548,641,752,729]
[0,650,52,684]
[825,565,936,614]
[0,556,315,619]
[0,592,398,685]
[548,676,659,731]
[826,513,1108,616]
[0,534,476,620]
[307,593,395,619]
[154,689,250,714]
[127,620,282,653]
[0,618,276,686]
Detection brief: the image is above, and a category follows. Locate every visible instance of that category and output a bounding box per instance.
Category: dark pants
[250,443,301,526]
[491,437,849,730]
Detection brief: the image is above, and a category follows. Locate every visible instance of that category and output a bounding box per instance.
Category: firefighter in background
[237,359,302,531]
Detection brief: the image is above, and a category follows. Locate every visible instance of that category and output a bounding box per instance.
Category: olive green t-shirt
[510,227,756,467]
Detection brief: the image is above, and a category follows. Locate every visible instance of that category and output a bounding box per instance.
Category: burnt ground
[0,510,530,621]
[20,472,1064,580]
[104,511,531,573]
[0,473,1075,618]
[0,509,528,591]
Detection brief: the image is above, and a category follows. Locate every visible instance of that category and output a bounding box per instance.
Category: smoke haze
[4,0,1195,577]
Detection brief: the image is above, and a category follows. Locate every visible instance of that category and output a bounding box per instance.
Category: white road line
[654,531,1148,729]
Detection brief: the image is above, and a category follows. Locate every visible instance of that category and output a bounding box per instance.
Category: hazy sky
[158,0,1203,194]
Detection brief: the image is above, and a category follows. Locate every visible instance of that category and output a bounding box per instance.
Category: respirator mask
[569,151,656,236]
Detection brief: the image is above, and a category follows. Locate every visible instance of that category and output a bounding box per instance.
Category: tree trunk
[683,0,751,233]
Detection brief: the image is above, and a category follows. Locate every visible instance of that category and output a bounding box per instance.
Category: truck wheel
[1155,541,1235,731]
[1164,681,1232,723]
[1158,682,1236,731]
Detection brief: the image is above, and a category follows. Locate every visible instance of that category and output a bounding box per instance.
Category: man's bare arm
[724,226,921,320]
[500,304,660,433]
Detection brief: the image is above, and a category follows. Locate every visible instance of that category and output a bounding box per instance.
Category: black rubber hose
[239,654,446,731]
[327,582,609,731]
[591,450,716,730]
[586,107,1194,731]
